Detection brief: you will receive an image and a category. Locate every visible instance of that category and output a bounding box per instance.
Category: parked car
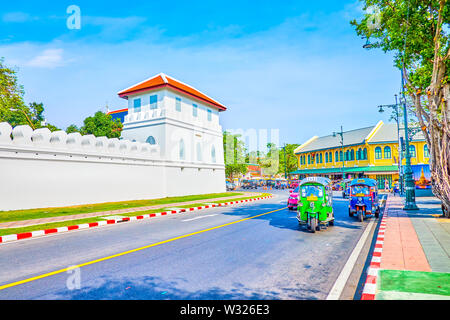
[226,181,236,191]
[242,179,257,189]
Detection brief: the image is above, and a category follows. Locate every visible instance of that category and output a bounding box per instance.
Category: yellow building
[291,121,430,189]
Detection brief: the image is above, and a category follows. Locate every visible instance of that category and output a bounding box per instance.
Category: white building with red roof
[115,73,226,165]
[114,73,226,195]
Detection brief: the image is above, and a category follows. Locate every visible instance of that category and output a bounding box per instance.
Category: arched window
[410,145,416,158]
[363,148,368,160]
[179,139,185,160]
[424,144,429,158]
[375,147,382,159]
[211,145,216,163]
[146,136,156,145]
[325,152,329,163]
[345,150,349,161]
[319,153,323,163]
[339,151,343,162]
[308,154,311,165]
[197,142,202,161]
[329,152,333,163]
[384,146,392,159]
[356,148,361,160]
[350,149,355,161]
[335,151,338,162]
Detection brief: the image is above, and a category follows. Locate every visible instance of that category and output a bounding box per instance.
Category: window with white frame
[211,145,216,163]
[197,142,202,161]
[133,98,141,112]
[176,97,181,112]
[150,95,158,110]
[179,139,185,160]
[193,104,198,117]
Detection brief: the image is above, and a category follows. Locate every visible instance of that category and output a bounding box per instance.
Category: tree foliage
[351,0,450,216]
[223,131,248,181]
[279,144,300,176]
[0,58,58,131]
[72,111,123,139]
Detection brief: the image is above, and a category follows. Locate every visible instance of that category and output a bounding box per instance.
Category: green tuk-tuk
[297,177,335,233]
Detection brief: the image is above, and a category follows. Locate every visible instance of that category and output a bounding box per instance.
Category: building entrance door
[376,174,392,190]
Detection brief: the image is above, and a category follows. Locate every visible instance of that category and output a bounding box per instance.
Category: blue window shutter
[133,98,141,112]
[150,95,158,110]
[193,104,198,117]
[176,97,181,112]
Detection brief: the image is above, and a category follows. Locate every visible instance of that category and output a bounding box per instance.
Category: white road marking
[326,217,377,300]
[181,214,218,222]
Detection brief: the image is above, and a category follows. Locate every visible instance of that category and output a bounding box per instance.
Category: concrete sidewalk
[0,192,261,230]
[371,194,450,300]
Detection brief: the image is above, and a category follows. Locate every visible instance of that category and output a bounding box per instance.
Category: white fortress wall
[0,122,225,211]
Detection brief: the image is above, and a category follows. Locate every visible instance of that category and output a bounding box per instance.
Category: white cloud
[27,49,65,68]
[2,12,36,23]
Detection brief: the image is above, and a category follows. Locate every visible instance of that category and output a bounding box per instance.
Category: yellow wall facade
[296,141,429,170]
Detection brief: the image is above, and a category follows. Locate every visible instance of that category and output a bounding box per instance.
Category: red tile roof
[118,73,227,111]
[107,108,128,115]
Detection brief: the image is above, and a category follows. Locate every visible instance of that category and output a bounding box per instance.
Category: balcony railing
[124,107,221,131]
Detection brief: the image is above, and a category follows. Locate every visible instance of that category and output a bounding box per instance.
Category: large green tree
[351,0,450,216]
[70,111,123,138]
[0,58,25,123]
[0,58,58,131]
[279,144,300,176]
[223,131,248,181]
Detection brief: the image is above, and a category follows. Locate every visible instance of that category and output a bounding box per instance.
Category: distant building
[245,163,262,178]
[108,108,128,123]
[291,121,430,189]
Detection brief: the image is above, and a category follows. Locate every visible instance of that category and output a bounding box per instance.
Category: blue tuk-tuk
[348,178,380,221]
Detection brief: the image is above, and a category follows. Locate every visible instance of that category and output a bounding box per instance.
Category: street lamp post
[333,126,345,179]
[282,144,287,179]
[400,69,419,210]
[378,95,404,195]
[363,30,418,209]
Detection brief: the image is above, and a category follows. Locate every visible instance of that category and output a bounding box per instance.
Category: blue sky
[0,0,401,147]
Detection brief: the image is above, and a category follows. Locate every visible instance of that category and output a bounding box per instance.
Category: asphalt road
[0,188,377,300]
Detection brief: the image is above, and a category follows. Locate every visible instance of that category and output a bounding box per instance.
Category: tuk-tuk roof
[349,178,377,187]
[299,177,332,187]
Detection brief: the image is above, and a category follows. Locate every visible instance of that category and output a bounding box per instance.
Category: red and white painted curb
[360,196,390,300]
[0,195,273,244]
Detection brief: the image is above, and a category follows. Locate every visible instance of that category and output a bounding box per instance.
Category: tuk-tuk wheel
[348,209,353,217]
[358,211,364,222]
[310,218,317,233]
[329,219,334,226]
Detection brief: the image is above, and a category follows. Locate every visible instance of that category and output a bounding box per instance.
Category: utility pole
[333,126,345,180]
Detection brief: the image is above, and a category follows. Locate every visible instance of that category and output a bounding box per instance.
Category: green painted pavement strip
[377,291,450,300]
[378,270,450,298]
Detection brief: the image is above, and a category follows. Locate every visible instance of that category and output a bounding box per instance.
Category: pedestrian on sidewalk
[384,179,390,193]
[393,182,400,196]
